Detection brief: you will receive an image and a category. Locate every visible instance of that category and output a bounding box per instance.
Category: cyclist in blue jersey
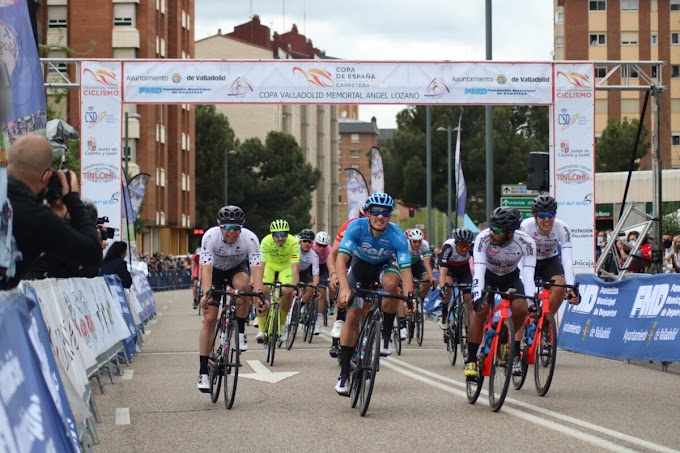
[334,192,416,395]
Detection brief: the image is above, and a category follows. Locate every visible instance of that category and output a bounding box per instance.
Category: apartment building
[195,16,341,234]
[554,0,677,169]
[36,0,195,256]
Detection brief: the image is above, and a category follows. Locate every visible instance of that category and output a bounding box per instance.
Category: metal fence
[147,268,193,291]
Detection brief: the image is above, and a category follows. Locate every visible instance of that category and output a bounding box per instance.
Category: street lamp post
[224,150,237,206]
[124,112,141,183]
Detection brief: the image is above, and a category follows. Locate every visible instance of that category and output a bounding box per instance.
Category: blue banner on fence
[131,270,156,321]
[104,275,138,359]
[559,273,680,362]
[0,289,80,452]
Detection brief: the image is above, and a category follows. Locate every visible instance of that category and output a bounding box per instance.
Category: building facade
[36,0,196,256]
[554,0,677,169]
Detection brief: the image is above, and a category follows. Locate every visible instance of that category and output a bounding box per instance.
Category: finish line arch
[80,59,595,273]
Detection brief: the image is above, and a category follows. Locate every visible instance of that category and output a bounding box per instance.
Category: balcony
[112,27,140,49]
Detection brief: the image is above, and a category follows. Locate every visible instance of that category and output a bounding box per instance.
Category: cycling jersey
[299,248,320,274]
[439,239,471,268]
[312,242,330,264]
[260,234,300,266]
[409,239,431,264]
[471,228,536,302]
[334,217,358,244]
[339,218,411,270]
[200,226,261,270]
[519,217,574,285]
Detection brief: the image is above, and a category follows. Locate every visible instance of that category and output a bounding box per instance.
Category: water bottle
[527,322,537,346]
[360,335,368,360]
[483,322,497,355]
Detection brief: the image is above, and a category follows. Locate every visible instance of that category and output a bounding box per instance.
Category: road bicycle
[207,287,264,409]
[321,281,335,327]
[406,279,427,347]
[285,291,303,350]
[348,284,415,417]
[298,282,321,343]
[466,288,520,412]
[442,283,471,366]
[263,281,298,366]
[513,280,580,396]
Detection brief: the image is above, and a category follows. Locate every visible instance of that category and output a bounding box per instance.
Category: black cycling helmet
[489,207,522,231]
[299,229,315,241]
[532,194,557,213]
[217,205,245,225]
[453,228,474,243]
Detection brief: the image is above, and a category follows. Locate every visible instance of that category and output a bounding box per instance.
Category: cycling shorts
[411,260,428,279]
[264,262,293,285]
[211,259,250,288]
[346,256,399,308]
[484,269,525,303]
[299,267,313,284]
[535,255,565,282]
[443,266,473,293]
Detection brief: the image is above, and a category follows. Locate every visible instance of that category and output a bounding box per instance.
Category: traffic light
[408,206,415,218]
[192,228,205,235]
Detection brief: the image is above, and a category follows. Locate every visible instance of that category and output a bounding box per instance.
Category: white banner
[553,63,596,274]
[123,61,554,105]
[80,61,123,238]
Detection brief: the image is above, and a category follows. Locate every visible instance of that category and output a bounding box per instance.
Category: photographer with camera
[4,135,102,288]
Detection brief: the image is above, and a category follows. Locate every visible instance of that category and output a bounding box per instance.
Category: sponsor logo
[293,67,334,88]
[228,77,254,96]
[84,68,119,87]
[557,139,591,158]
[512,76,551,83]
[424,77,450,97]
[557,108,590,130]
[172,73,181,83]
[556,70,592,98]
[557,193,593,207]
[139,87,163,94]
[82,163,118,183]
[556,70,591,89]
[556,164,592,184]
[464,88,488,95]
[93,192,120,205]
[571,228,592,239]
[496,74,506,85]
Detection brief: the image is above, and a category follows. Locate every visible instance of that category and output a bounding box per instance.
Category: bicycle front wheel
[208,321,223,403]
[534,312,558,396]
[488,319,516,412]
[391,317,402,355]
[512,324,530,391]
[223,320,240,409]
[323,294,329,327]
[459,304,470,363]
[415,299,424,346]
[446,324,458,366]
[266,306,278,366]
[360,319,381,417]
[307,299,318,344]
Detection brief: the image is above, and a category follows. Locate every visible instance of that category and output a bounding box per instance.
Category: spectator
[99,241,132,288]
[4,135,101,288]
[670,235,680,273]
[662,233,675,273]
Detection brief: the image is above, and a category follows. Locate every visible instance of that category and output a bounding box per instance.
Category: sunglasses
[490,226,505,235]
[222,224,242,232]
[273,232,288,239]
[316,243,328,247]
[537,211,556,219]
[369,209,392,218]
[457,242,471,248]
[410,239,422,244]
[301,239,313,244]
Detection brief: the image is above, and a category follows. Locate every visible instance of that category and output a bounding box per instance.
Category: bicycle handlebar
[482,287,539,303]
[206,288,266,306]
[535,279,580,292]
[350,284,415,309]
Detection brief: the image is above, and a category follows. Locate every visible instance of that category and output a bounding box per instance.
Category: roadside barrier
[147,268,192,291]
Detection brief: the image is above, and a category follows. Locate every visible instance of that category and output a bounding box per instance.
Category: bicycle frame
[479,294,512,378]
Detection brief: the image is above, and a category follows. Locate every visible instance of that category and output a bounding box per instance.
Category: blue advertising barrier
[104,275,138,359]
[559,273,680,362]
[0,289,80,452]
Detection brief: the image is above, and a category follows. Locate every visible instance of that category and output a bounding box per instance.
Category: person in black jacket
[5,135,102,288]
[100,241,132,288]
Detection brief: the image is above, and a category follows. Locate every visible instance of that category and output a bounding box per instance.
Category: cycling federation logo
[556,69,592,98]
[557,71,591,89]
[227,77,254,96]
[424,77,450,98]
[84,68,119,87]
[293,67,334,87]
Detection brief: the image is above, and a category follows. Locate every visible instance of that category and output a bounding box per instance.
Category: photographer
[5,134,102,288]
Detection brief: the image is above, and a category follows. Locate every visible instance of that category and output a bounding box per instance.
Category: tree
[596,118,649,172]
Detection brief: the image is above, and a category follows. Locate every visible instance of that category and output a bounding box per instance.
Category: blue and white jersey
[339,218,411,270]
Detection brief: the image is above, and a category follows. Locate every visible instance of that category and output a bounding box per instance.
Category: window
[672,65,680,78]
[651,33,658,45]
[48,5,67,28]
[48,19,67,28]
[651,66,658,78]
[114,4,135,27]
[672,0,680,10]
[672,33,680,44]
[555,36,564,48]
[673,134,680,146]
[48,62,67,73]
[350,133,359,143]
[622,66,639,78]
[114,17,132,26]
[350,150,360,158]
[595,66,608,78]
[621,0,638,11]
[590,33,606,46]
[555,11,564,23]
[589,1,606,11]
[350,165,360,170]
[621,99,638,113]
[621,32,638,46]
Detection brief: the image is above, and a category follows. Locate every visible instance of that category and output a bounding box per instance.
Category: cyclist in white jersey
[298,229,322,334]
[438,228,474,330]
[196,206,263,393]
[466,207,536,379]
[519,194,577,314]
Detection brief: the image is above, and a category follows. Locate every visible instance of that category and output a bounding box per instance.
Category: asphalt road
[93,289,680,453]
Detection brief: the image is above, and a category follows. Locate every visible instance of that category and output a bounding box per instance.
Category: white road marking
[121,370,134,380]
[163,306,168,310]
[149,320,158,325]
[115,408,130,425]
[143,330,151,336]
[240,360,299,383]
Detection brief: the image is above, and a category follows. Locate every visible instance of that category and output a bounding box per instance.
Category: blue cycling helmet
[365,192,395,211]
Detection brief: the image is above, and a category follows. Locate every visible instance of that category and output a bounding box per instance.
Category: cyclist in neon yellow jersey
[257,219,300,343]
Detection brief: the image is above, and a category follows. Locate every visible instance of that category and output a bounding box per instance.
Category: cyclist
[466,207,536,379]
[404,228,436,338]
[298,228,322,334]
[519,194,578,314]
[258,219,300,344]
[313,231,332,321]
[191,247,201,309]
[197,205,263,393]
[334,192,416,395]
[438,227,474,330]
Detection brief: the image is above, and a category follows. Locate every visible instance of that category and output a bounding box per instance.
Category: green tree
[596,118,650,172]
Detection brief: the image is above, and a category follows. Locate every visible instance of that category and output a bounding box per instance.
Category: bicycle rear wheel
[266,306,278,366]
[208,321,223,403]
[489,319,516,412]
[446,323,458,366]
[406,316,414,345]
[466,366,484,404]
[534,312,558,396]
[307,299,318,344]
[360,319,381,417]
[415,299,424,346]
[391,317,402,355]
[323,294,329,327]
[223,320,240,409]
[286,298,300,350]
[458,304,470,363]
[512,324,530,390]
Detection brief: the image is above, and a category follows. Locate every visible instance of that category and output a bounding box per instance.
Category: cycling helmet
[299,229,315,241]
[453,228,474,243]
[489,207,522,231]
[364,192,395,211]
[315,231,331,245]
[217,205,245,225]
[270,219,290,232]
[195,248,201,255]
[532,194,557,213]
[407,228,425,241]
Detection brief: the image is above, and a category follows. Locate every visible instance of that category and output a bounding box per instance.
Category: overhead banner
[559,274,680,362]
[370,147,384,194]
[552,63,596,274]
[345,168,369,219]
[123,61,554,105]
[80,60,123,239]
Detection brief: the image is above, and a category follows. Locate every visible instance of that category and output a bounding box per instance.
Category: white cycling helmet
[195,247,201,255]
[407,228,425,241]
[315,231,331,245]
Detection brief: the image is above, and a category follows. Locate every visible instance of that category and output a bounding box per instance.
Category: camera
[45,160,71,203]
[96,216,115,239]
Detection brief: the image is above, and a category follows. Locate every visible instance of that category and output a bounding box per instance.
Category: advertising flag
[370,147,384,194]
[454,111,467,221]
[345,168,369,219]
[128,172,151,222]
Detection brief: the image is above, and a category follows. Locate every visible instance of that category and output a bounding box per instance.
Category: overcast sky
[194,0,555,128]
